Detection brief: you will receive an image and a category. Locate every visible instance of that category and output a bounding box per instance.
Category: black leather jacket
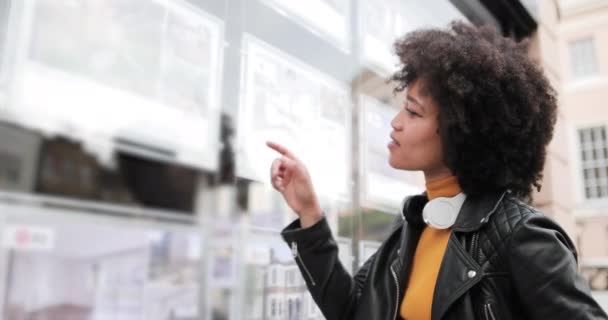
[281,190,608,320]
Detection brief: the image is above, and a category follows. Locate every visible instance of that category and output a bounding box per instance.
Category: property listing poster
[237,35,352,200]
[360,0,467,75]
[10,0,224,170]
[398,1,467,32]
[260,0,351,51]
[359,0,405,75]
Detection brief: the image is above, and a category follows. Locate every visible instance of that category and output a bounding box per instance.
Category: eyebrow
[406,94,426,114]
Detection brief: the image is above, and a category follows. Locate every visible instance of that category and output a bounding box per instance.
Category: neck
[425,175,462,200]
[423,166,453,184]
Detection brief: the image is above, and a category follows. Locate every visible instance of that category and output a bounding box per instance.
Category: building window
[309,295,319,315]
[271,268,277,286]
[271,299,276,317]
[287,269,297,286]
[579,126,608,199]
[295,299,301,319]
[569,37,599,80]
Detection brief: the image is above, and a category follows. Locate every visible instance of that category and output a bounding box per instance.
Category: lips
[390,134,400,146]
[388,134,400,151]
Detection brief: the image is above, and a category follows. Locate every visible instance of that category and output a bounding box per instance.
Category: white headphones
[422,192,467,229]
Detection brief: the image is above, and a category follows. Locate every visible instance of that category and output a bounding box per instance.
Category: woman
[267,22,608,320]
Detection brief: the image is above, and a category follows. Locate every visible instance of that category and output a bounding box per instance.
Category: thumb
[279,157,298,186]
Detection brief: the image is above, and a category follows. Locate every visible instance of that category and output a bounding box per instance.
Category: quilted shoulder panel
[475,196,537,270]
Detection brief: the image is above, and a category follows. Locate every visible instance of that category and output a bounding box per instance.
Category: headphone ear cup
[422,193,466,229]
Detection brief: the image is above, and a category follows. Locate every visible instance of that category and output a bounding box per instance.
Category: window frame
[568,36,600,81]
[574,123,608,209]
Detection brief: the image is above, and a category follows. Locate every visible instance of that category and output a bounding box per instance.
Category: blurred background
[0,0,606,319]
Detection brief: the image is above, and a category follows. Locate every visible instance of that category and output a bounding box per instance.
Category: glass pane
[30,0,164,98]
[569,38,599,79]
[0,0,10,80]
[579,129,586,144]
[1,211,202,320]
[244,234,324,320]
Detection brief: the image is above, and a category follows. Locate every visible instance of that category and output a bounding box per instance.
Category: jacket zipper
[484,303,497,320]
[390,264,400,320]
[471,232,480,260]
[291,242,316,286]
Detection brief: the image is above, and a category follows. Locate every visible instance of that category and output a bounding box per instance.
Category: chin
[388,157,407,170]
[389,157,420,171]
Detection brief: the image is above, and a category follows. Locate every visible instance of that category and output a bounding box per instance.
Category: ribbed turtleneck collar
[425,175,461,200]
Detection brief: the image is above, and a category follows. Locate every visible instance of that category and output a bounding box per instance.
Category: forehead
[407,79,430,97]
[407,81,439,114]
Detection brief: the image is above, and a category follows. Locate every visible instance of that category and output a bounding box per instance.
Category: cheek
[398,125,443,163]
[403,123,439,147]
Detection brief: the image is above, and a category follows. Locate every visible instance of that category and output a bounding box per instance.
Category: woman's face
[388,80,449,179]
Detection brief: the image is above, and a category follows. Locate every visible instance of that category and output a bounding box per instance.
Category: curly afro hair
[390,21,557,200]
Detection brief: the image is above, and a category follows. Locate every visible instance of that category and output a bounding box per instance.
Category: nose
[391,109,403,131]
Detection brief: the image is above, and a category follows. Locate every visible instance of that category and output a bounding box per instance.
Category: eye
[403,100,420,117]
[404,106,420,117]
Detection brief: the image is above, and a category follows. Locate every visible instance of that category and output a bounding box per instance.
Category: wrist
[299,204,322,228]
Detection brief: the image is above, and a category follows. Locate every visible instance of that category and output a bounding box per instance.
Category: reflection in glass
[2,217,202,320]
[244,234,325,320]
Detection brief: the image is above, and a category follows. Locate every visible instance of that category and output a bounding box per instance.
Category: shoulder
[497,196,570,238]
[476,195,577,266]
[490,195,577,259]
[488,195,558,235]
[482,195,537,241]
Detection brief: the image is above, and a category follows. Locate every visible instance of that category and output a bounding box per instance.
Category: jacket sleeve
[507,213,608,319]
[281,216,378,320]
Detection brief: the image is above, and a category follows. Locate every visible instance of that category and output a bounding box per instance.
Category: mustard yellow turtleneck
[400,175,462,320]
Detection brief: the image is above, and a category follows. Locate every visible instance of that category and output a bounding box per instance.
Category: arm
[281,216,377,320]
[508,214,607,319]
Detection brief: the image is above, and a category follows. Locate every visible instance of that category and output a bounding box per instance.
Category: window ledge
[564,76,608,93]
[575,198,608,217]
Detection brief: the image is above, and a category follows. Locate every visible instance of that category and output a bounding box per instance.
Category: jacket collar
[401,189,510,232]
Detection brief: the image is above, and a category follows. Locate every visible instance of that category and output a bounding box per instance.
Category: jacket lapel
[395,195,426,284]
[394,220,423,281]
[431,232,483,320]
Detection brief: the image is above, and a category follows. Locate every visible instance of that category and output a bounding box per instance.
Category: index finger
[266,141,298,160]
